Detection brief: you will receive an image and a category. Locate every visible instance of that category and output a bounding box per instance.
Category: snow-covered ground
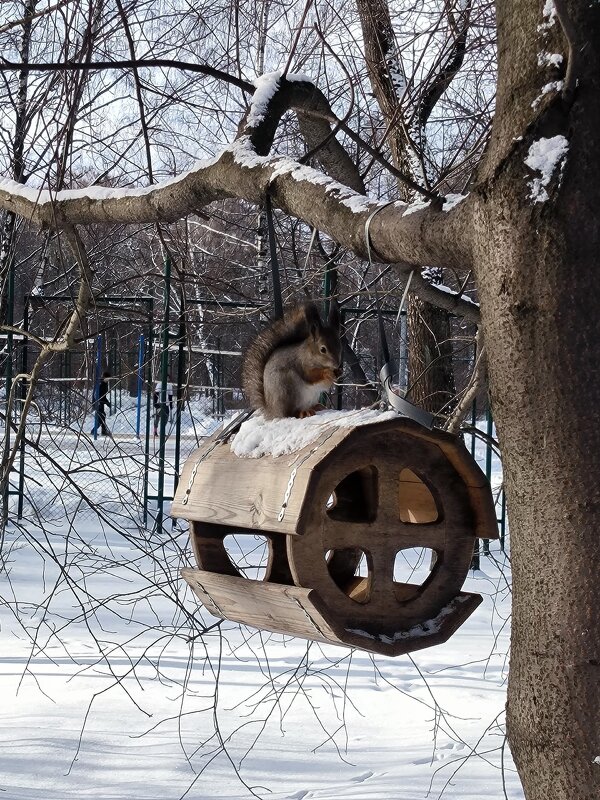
[0,414,520,800]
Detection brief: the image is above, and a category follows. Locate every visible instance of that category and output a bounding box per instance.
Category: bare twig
[445,327,487,433]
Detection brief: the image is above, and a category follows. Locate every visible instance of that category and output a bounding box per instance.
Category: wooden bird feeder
[172,416,499,657]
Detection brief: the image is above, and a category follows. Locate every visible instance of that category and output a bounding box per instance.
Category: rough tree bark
[470,2,600,798]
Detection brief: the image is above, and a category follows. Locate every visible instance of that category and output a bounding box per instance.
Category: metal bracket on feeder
[380,363,435,429]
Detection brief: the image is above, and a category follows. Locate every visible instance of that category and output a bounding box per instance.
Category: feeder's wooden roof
[172,415,499,541]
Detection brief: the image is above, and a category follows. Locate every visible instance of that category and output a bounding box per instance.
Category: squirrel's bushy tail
[242,302,321,411]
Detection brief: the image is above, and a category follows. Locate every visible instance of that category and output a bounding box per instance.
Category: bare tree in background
[356,0,489,416]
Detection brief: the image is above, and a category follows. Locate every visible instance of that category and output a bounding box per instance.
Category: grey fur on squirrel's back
[242,302,321,411]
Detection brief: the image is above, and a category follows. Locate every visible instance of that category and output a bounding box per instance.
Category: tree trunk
[472,3,600,797]
[406,293,456,416]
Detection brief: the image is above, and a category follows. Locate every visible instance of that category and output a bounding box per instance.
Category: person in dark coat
[97,370,111,436]
[153,374,174,436]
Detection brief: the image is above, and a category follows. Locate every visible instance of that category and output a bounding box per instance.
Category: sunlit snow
[524,135,569,203]
[230,408,398,459]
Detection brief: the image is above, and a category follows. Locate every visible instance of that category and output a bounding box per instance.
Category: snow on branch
[0,71,475,291]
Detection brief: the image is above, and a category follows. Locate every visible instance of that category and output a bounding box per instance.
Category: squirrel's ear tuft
[327,299,340,332]
[303,302,322,327]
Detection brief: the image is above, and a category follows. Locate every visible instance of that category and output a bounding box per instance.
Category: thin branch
[0,225,95,487]
[0,0,74,35]
[114,0,155,183]
[0,59,255,93]
[445,327,487,433]
[282,0,314,79]
[553,0,578,102]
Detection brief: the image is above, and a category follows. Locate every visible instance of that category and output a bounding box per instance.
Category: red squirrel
[242,302,342,419]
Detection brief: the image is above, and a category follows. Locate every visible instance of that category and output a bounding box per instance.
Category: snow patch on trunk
[537,51,563,68]
[524,135,569,203]
[531,81,564,109]
[538,0,557,32]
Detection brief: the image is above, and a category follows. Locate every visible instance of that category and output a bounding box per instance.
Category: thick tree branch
[0,142,472,266]
[0,71,474,313]
[241,75,373,194]
[409,270,479,323]
[0,57,432,200]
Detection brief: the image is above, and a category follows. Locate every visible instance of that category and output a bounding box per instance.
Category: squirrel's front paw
[297,407,318,419]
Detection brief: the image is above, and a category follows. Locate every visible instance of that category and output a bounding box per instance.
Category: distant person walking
[96,370,111,436]
[153,375,174,436]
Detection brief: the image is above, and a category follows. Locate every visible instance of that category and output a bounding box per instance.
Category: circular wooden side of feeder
[286,420,495,638]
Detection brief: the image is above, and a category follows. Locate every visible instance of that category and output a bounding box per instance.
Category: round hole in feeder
[398,468,439,524]
[393,548,437,601]
[223,533,270,581]
[326,465,378,523]
[325,547,371,604]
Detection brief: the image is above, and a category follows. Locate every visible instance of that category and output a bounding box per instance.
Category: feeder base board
[181,568,482,657]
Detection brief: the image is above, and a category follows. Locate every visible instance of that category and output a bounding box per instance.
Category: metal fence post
[143,300,153,526]
[173,314,186,498]
[155,256,172,533]
[17,295,29,519]
[483,406,493,556]
[92,335,102,440]
[136,334,144,439]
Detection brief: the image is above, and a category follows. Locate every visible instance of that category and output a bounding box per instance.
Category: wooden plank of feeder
[181,569,484,657]
[181,567,344,645]
[342,591,483,656]
[172,427,350,534]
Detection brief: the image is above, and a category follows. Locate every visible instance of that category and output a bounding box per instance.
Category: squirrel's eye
[320,346,327,354]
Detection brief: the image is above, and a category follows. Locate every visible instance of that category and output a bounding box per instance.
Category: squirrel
[242,301,342,419]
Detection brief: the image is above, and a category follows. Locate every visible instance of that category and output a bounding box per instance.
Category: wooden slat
[181,567,343,645]
[172,427,353,534]
[173,417,497,539]
[341,591,483,656]
[172,444,313,535]
[181,568,483,657]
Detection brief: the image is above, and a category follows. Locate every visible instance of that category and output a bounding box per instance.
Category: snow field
[0,416,520,800]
